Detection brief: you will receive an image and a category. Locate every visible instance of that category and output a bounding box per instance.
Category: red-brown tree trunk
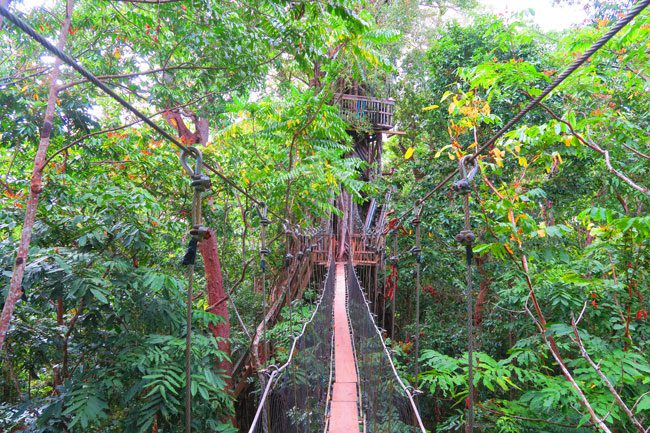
[198,230,232,386]
[0,0,75,351]
[474,256,491,327]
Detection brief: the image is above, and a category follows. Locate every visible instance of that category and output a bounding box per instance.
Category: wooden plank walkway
[328,263,360,433]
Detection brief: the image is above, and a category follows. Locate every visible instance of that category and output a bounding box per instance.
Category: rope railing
[346,262,427,433]
[246,246,335,433]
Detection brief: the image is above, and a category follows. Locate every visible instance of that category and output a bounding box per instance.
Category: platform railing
[335,93,395,130]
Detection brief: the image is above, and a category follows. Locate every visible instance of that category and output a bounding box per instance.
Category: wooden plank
[328,263,360,433]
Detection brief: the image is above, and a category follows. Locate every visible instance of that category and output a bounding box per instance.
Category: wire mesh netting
[346,262,426,433]
[246,261,335,433]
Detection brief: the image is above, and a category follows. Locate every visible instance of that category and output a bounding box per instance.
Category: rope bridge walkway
[246,253,426,433]
[330,263,360,432]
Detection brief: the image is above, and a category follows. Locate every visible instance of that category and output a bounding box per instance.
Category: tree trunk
[473,255,491,329]
[0,0,75,351]
[198,230,232,385]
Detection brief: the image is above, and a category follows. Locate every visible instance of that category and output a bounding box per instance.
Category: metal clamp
[455,229,475,246]
[180,147,210,241]
[258,203,270,272]
[180,146,211,192]
[257,203,270,227]
[451,155,478,194]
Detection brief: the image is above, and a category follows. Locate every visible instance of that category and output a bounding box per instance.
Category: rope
[184,267,195,433]
[411,201,423,399]
[178,146,211,433]
[390,234,398,339]
[257,205,270,433]
[390,0,650,225]
[0,5,290,225]
[453,155,479,433]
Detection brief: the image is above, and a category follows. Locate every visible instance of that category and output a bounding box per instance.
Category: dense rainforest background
[0,0,648,432]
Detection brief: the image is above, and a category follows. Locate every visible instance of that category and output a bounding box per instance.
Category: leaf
[518,156,528,167]
[404,147,414,160]
[90,288,109,304]
[422,104,439,111]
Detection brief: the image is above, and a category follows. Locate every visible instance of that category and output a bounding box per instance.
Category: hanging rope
[256,203,271,433]
[283,224,294,332]
[179,147,211,433]
[410,201,423,398]
[389,233,399,339]
[452,155,479,433]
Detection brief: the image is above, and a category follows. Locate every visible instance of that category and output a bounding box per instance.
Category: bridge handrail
[247,238,334,433]
[347,264,427,433]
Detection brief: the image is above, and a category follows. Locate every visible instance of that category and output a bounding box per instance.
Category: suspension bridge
[243,207,427,433]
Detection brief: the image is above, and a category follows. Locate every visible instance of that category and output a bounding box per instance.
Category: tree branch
[570,313,646,433]
[520,255,613,433]
[58,64,228,91]
[535,100,649,198]
[42,89,220,169]
[0,0,76,352]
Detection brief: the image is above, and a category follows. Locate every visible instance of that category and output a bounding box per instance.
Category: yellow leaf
[422,104,439,111]
[113,47,121,59]
[564,136,573,147]
[518,156,528,167]
[404,147,414,159]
